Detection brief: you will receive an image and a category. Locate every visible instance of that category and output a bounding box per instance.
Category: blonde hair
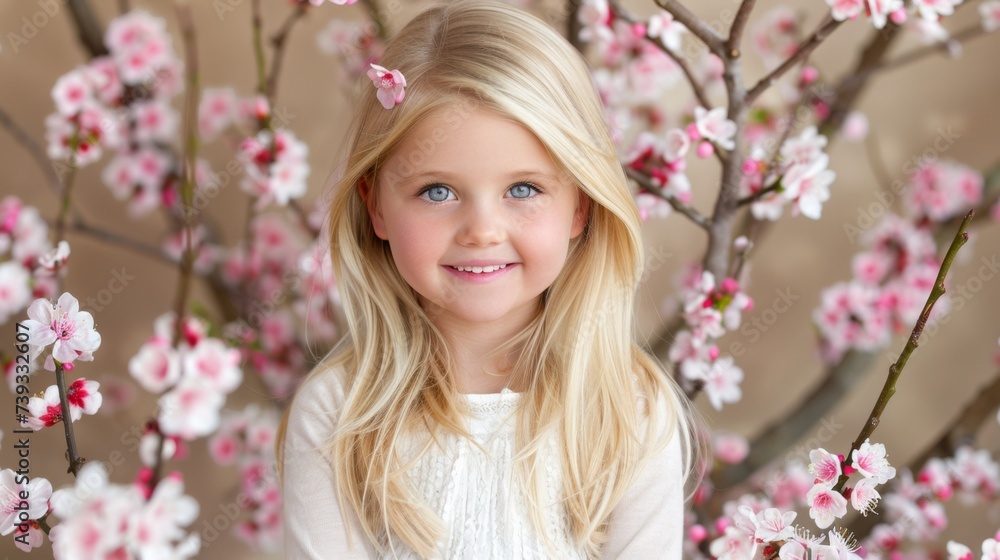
[277,1,694,557]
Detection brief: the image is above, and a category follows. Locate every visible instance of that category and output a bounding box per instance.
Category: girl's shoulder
[287,363,351,419]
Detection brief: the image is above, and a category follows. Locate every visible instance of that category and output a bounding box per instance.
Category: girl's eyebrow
[399,169,561,184]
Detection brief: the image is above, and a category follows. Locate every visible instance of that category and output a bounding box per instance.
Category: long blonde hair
[277,1,693,556]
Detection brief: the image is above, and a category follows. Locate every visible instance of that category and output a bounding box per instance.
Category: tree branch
[746,14,842,106]
[266,4,308,102]
[653,0,726,56]
[0,103,66,201]
[625,167,711,229]
[67,0,109,57]
[832,210,973,493]
[726,0,758,58]
[55,363,86,475]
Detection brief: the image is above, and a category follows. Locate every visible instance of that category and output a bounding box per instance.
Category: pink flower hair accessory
[367,63,407,110]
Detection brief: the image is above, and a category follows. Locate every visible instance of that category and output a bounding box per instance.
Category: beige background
[1,0,998,557]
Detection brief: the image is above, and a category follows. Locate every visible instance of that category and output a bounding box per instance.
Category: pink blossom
[853,439,897,484]
[687,356,744,410]
[754,508,796,543]
[139,431,177,467]
[647,10,686,51]
[780,126,828,166]
[984,538,1000,560]
[751,7,801,69]
[714,432,750,465]
[37,240,71,273]
[850,477,882,515]
[0,262,32,323]
[0,469,52,536]
[23,292,101,365]
[841,111,869,141]
[906,160,983,222]
[809,448,843,488]
[982,1,1000,32]
[782,154,835,220]
[238,129,311,209]
[198,87,238,140]
[578,0,613,42]
[779,540,809,560]
[694,106,737,150]
[45,103,126,167]
[84,57,124,105]
[913,0,960,20]
[12,520,45,552]
[209,433,241,466]
[367,63,407,110]
[183,338,243,393]
[51,69,94,116]
[709,524,756,560]
[158,377,226,440]
[947,541,974,560]
[132,99,179,143]
[826,0,866,21]
[129,340,181,393]
[105,10,176,85]
[868,0,904,29]
[908,16,950,44]
[806,484,848,528]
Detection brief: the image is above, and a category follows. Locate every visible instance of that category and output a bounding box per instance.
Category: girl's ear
[359,177,388,240]
[571,190,590,239]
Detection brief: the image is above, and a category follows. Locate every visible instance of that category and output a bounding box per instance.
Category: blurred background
[1,0,998,557]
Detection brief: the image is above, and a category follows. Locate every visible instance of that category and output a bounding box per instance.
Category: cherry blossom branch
[55,363,86,475]
[608,0,713,109]
[745,14,842,106]
[863,24,990,79]
[653,0,725,56]
[53,125,81,253]
[625,167,712,229]
[726,0,758,58]
[832,209,973,493]
[152,1,201,489]
[0,103,67,201]
[265,3,308,102]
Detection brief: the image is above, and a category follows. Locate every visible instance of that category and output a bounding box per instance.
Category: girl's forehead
[381,106,563,185]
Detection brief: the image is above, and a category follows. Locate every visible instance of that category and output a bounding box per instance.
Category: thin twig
[625,167,712,230]
[746,14,841,106]
[566,0,583,52]
[266,4,308,102]
[726,0,759,58]
[55,363,86,475]
[152,1,201,489]
[653,0,726,56]
[832,209,974,494]
[864,24,988,78]
[67,0,109,57]
[737,178,782,207]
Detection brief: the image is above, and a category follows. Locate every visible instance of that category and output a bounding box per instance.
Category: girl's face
[367,106,589,333]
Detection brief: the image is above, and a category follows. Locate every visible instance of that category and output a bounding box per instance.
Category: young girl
[277,1,694,558]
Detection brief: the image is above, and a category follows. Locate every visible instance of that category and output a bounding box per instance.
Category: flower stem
[55,363,86,476]
[832,209,974,494]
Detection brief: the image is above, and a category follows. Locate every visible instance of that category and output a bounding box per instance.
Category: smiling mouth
[448,264,509,274]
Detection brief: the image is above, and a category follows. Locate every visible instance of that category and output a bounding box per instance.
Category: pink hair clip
[367,63,407,110]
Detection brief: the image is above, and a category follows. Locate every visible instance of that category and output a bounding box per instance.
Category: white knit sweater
[281,368,684,559]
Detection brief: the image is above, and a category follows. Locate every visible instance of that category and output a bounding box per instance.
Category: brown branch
[566,0,583,53]
[832,210,973,493]
[266,4,309,102]
[152,1,201,490]
[55,363,86,476]
[746,15,842,106]
[653,0,726,56]
[726,0,758,59]
[863,24,989,79]
[67,0,109,57]
[625,167,711,229]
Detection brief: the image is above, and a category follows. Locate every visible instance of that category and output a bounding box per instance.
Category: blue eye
[420,184,453,202]
[508,183,540,199]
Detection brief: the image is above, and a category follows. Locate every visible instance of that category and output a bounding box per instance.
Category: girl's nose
[456,200,506,247]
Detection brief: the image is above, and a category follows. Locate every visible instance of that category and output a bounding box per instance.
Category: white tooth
[499,264,506,269]
[472,266,483,273]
